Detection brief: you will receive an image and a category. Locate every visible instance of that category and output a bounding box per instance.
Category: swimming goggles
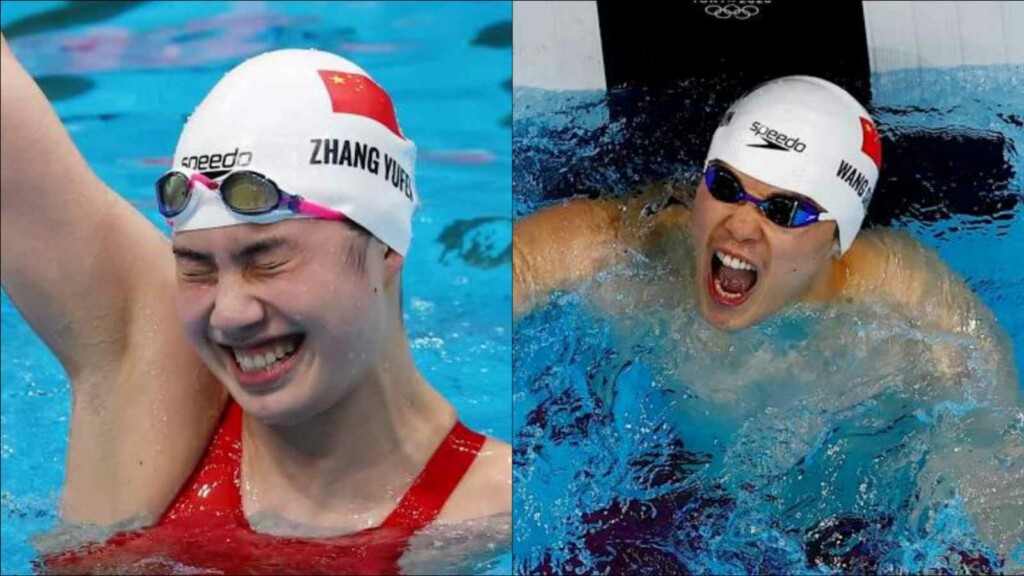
[156,170,346,222]
[704,162,834,228]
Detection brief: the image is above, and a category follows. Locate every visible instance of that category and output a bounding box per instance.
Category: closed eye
[248,260,291,276]
[173,254,216,280]
[177,267,217,285]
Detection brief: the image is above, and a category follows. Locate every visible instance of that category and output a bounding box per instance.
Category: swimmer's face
[690,163,837,331]
[172,219,400,425]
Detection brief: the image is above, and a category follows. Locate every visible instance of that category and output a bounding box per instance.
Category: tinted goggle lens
[705,164,815,228]
[156,172,191,217]
[705,166,744,203]
[760,197,800,227]
[221,172,281,215]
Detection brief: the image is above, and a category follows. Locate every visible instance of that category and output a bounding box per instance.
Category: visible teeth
[231,338,300,373]
[715,277,744,298]
[717,251,756,271]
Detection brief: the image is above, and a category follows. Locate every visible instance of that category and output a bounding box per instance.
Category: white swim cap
[171,49,418,255]
[705,76,882,254]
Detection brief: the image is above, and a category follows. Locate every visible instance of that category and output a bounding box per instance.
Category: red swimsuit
[41,402,486,575]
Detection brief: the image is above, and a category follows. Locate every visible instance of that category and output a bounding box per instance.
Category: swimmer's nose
[723,202,765,244]
[208,278,266,342]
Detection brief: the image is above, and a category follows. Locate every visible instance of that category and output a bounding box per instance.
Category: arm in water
[512,184,690,315]
[844,228,1018,394]
[0,32,224,525]
[845,228,1022,568]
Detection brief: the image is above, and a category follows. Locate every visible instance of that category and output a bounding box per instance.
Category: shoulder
[839,227,940,298]
[838,228,990,335]
[514,181,691,248]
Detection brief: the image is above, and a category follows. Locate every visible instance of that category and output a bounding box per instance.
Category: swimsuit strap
[379,421,486,532]
[158,401,245,526]
[159,404,485,535]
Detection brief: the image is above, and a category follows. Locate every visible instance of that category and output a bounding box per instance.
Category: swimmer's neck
[799,232,891,304]
[240,321,455,532]
[799,254,850,304]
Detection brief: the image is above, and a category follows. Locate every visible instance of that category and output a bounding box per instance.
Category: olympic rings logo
[704,4,761,20]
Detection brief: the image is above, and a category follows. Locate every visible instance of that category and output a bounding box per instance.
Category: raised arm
[0,32,169,378]
[1,32,225,525]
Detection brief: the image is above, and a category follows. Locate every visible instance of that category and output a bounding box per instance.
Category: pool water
[512,66,1023,574]
[0,2,512,574]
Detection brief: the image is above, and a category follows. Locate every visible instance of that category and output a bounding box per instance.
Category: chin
[697,304,756,332]
[232,388,315,427]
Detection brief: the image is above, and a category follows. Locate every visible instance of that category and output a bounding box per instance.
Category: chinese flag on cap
[860,117,881,169]
[317,70,404,139]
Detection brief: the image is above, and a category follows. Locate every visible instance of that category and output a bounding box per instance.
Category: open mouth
[708,250,759,307]
[220,334,306,389]
[229,335,304,373]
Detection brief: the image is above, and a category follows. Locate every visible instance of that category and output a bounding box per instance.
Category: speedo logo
[748,121,807,153]
[180,147,253,178]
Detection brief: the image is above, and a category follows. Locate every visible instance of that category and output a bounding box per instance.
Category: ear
[383,248,404,284]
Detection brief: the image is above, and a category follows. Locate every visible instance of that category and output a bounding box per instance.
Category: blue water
[513,67,1023,574]
[0,2,511,574]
